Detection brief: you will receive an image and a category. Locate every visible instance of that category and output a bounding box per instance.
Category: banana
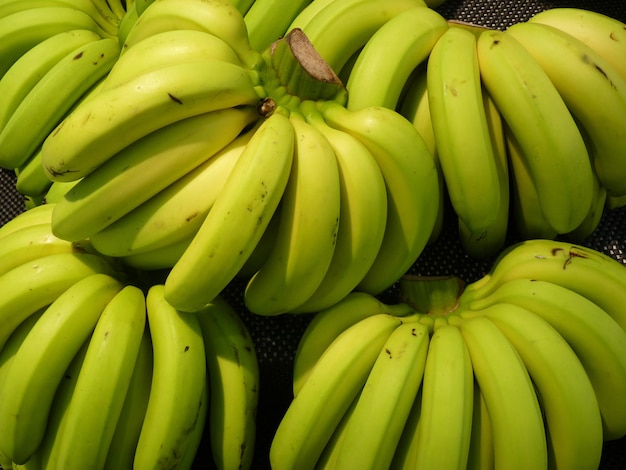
[528,7,626,82]
[116,0,138,45]
[164,109,295,312]
[43,180,79,204]
[476,28,595,233]
[333,321,429,469]
[244,111,340,315]
[0,273,123,464]
[466,381,494,470]
[479,303,603,469]
[346,6,448,111]
[413,324,474,469]
[0,251,122,352]
[451,314,548,469]
[565,167,607,242]
[289,100,387,313]
[122,0,262,70]
[269,313,402,470]
[106,29,243,90]
[244,0,313,53]
[0,203,53,241]
[506,21,626,197]
[463,239,626,331]
[292,292,414,396]
[104,0,126,21]
[427,26,503,249]
[195,296,259,470]
[52,285,146,469]
[0,29,101,135]
[466,278,626,440]
[135,284,208,469]
[0,36,120,170]
[387,387,422,470]
[50,106,258,242]
[0,6,111,79]
[89,126,253,257]
[300,0,428,73]
[118,236,192,271]
[103,327,153,470]
[319,101,439,294]
[133,0,154,17]
[15,150,52,199]
[287,0,334,32]
[315,391,360,469]
[228,0,256,16]
[41,60,262,182]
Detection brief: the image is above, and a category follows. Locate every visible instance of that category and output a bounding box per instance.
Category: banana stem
[398,275,466,316]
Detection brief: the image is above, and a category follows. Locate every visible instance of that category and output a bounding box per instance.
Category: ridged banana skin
[528,8,626,82]
[0,251,121,352]
[463,239,626,331]
[103,327,153,470]
[41,60,261,182]
[320,101,439,295]
[301,0,428,73]
[0,29,101,135]
[244,0,313,53]
[269,314,402,470]
[51,285,146,469]
[136,285,208,469]
[90,126,252,258]
[116,1,138,45]
[466,278,626,440]
[289,101,387,313]
[0,273,123,464]
[413,324,474,469]
[50,106,258,242]
[0,6,110,79]
[506,21,626,197]
[0,36,120,169]
[466,382,494,470]
[105,29,243,91]
[315,391,360,469]
[122,0,262,70]
[387,387,422,470]
[292,292,414,396]
[164,111,295,312]
[480,303,603,469]
[452,315,548,469]
[286,0,335,32]
[346,6,448,111]
[428,26,502,239]
[244,112,341,315]
[476,28,594,233]
[333,321,429,469]
[195,296,259,470]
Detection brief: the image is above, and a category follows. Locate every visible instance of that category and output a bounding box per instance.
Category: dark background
[1,0,625,467]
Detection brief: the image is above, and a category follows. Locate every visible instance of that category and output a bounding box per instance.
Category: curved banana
[300,0,427,73]
[15,149,52,199]
[289,100,387,313]
[122,0,262,70]
[528,7,626,82]
[428,26,502,246]
[117,235,192,271]
[287,0,334,32]
[506,21,626,197]
[0,29,101,135]
[50,106,258,242]
[0,203,54,241]
[467,278,626,440]
[244,111,340,315]
[105,29,243,91]
[480,303,603,469]
[334,321,429,469]
[116,0,138,45]
[269,313,402,470]
[476,28,594,233]
[0,273,123,464]
[466,381,494,470]
[195,296,259,470]
[315,391,360,469]
[565,167,606,242]
[135,284,208,469]
[0,251,121,352]
[319,101,439,294]
[463,239,626,331]
[413,323,474,469]
[43,179,79,204]
[452,314,548,469]
[0,6,111,79]
[41,60,261,182]
[292,292,414,395]
[387,387,422,470]
[346,6,448,111]
[164,109,295,312]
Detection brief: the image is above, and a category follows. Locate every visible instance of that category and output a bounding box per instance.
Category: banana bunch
[271,238,626,470]
[0,209,261,469]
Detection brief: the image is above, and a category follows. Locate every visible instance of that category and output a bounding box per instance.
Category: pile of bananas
[272,239,626,469]
[0,207,259,470]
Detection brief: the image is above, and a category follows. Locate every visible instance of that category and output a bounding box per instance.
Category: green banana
[466,382,494,470]
[0,203,53,241]
[244,0,313,52]
[164,109,295,312]
[387,387,423,470]
[287,0,335,32]
[14,149,52,199]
